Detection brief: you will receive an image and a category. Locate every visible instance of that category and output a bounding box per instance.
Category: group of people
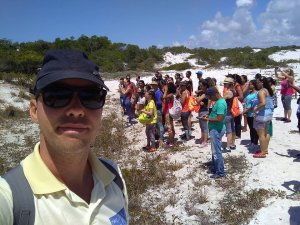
[119,68,299,178]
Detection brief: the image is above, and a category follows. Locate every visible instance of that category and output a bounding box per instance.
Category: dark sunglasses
[39,85,107,109]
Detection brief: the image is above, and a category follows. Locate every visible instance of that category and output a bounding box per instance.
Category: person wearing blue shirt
[150,81,164,147]
[243,80,259,150]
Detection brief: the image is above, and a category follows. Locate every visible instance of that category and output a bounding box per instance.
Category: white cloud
[236,0,255,8]
[172,41,181,47]
[183,0,300,48]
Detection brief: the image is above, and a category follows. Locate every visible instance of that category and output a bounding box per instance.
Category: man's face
[30,79,103,154]
[151,84,158,90]
[138,81,144,88]
[180,85,186,92]
[256,79,263,89]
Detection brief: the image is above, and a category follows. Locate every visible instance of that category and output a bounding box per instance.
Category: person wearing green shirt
[200,86,227,178]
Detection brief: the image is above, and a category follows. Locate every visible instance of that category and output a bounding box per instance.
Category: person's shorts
[281,95,292,110]
[198,111,209,133]
[225,115,235,134]
[254,118,271,130]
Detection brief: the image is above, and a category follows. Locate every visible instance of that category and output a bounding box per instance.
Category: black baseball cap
[33,49,109,93]
[206,87,217,96]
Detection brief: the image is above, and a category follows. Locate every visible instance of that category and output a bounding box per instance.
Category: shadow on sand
[274,149,300,162]
[282,180,300,193]
[288,206,300,225]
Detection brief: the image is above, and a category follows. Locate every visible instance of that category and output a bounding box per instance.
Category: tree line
[0,35,299,77]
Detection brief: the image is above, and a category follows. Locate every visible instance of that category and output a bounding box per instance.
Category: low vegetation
[219,188,285,225]
[0,105,28,120]
[162,62,192,71]
[1,37,299,80]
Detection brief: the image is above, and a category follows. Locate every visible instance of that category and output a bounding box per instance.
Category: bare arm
[202,114,224,123]
[242,83,249,95]
[141,108,153,116]
[223,90,233,99]
[209,114,224,123]
[196,94,206,104]
[236,85,244,101]
[180,91,187,106]
[276,69,293,81]
[281,71,294,81]
[290,83,300,93]
[121,86,131,95]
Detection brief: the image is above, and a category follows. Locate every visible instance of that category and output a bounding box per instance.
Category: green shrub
[162,62,192,71]
[0,106,28,119]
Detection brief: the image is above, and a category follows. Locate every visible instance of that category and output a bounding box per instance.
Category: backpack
[188,95,200,112]
[231,97,242,117]
[169,96,182,120]
[3,158,124,225]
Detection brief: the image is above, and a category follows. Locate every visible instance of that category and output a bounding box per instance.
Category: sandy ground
[1,50,300,224]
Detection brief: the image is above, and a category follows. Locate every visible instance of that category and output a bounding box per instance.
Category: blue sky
[1,0,299,48]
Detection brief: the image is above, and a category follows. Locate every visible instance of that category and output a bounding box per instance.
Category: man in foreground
[201,87,227,178]
[0,49,128,225]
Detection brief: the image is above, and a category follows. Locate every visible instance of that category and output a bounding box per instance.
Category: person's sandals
[256,150,268,154]
[284,119,291,123]
[147,147,157,152]
[230,145,236,150]
[253,152,266,158]
[164,143,174,149]
[142,146,150,151]
[199,142,208,148]
[222,147,231,153]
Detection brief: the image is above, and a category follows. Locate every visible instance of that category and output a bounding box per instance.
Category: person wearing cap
[196,71,203,84]
[200,86,227,179]
[0,49,128,225]
[150,81,164,148]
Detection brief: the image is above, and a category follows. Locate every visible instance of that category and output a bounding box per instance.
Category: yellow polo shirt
[0,143,128,225]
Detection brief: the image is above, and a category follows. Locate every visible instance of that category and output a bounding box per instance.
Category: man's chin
[57,138,91,154]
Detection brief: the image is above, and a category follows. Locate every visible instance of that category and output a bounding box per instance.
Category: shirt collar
[23,142,115,194]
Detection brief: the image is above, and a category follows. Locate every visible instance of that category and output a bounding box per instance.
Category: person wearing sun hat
[0,49,128,225]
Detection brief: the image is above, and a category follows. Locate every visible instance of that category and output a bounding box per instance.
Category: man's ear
[29,99,38,123]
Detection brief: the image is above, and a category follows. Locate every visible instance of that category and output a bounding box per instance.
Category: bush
[93,112,129,160]
[162,62,192,71]
[0,106,28,119]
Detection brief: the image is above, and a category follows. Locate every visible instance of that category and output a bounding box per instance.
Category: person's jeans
[146,124,155,147]
[120,95,125,111]
[181,111,191,131]
[209,129,226,176]
[297,112,300,133]
[156,109,164,141]
[124,97,132,123]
